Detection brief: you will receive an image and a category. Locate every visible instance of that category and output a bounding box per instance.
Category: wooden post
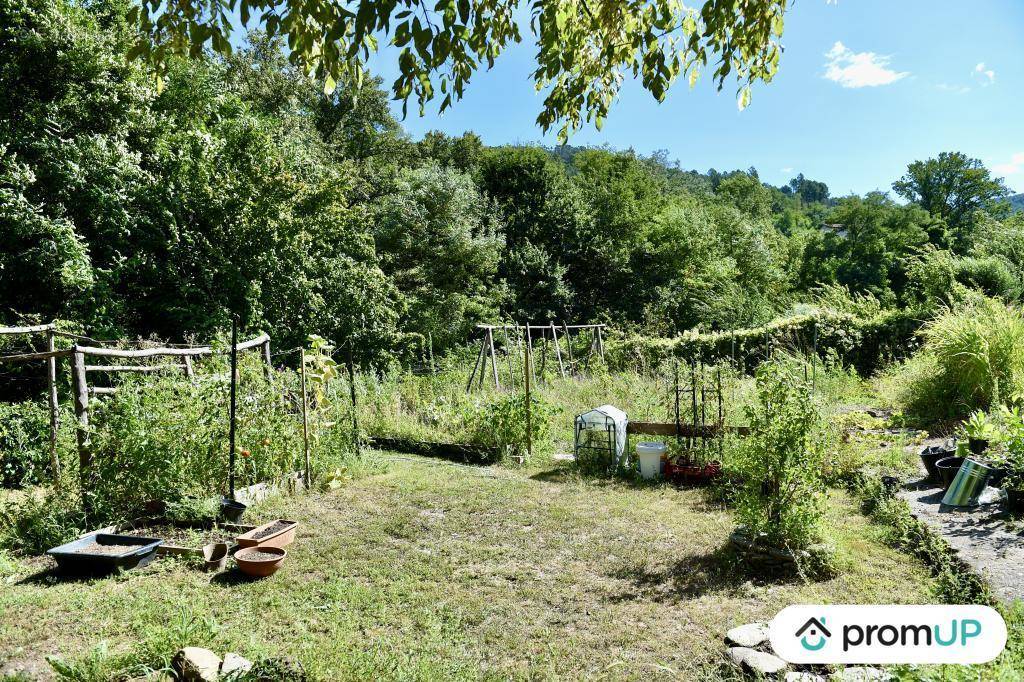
[347,346,359,453]
[183,355,195,378]
[300,348,310,488]
[538,328,548,380]
[525,324,535,385]
[466,333,485,393]
[46,326,61,487]
[562,323,574,373]
[229,316,238,499]
[487,327,500,390]
[550,322,566,378]
[262,338,273,380]
[524,332,533,462]
[428,332,436,374]
[596,325,605,361]
[502,327,515,389]
[71,347,91,517]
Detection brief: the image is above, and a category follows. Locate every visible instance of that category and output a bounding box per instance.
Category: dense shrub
[891,297,1024,424]
[726,363,827,550]
[0,490,86,555]
[0,401,51,488]
[85,353,355,521]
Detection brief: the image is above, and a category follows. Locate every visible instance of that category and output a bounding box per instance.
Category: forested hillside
[3,0,1021,364]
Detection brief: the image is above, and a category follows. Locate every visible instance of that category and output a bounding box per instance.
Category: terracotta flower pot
[234,546,286,578]
[236,519,298,549]
[202,542,228,572]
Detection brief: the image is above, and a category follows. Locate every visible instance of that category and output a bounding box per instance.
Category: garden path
[898,445,1024,604]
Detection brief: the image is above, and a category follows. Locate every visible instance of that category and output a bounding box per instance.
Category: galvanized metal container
[941,458,994,507]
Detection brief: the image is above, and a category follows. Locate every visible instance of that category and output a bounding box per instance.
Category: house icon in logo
[796,617,831,651]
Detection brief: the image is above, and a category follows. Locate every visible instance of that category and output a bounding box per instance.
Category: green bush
[466,392,558,460]
[726,363,827,550]
[0,490,86,555]
[892,297,1024,424]
[85,353,355,522]
[0,401,52,488]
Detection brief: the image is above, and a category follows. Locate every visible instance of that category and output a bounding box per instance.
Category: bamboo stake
[300,348,310,488]
[46,327,60,487]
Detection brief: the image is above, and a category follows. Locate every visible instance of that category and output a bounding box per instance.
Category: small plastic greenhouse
[574,404,628,474]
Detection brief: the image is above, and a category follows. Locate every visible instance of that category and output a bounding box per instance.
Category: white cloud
[823,41,909,88]
[973,62,996,85]
[780,167,794,174]
[936,83,971,94]
[992,152,1024,176]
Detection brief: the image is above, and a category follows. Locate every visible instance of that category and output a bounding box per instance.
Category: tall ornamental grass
[890,297,1024,424]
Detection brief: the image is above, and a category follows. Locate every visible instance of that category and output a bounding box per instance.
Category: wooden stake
[46,326,60,487]
[525,324,535,385]
[347,346,359,453]
[550,322,566,378]
[428,332,436,374]
[502,327,515,388]
[524,333,533,462]
[183,355,195,378]
[466,334,485,392]
[562,323,574,373]
[596,325,605,361]
[229,316,238,499]
[300,348,310,488]
[487,328,500,390]
[71,348,90,517]
[262,339,273,380]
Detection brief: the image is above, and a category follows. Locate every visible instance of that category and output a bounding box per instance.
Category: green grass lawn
[0,452,946,681]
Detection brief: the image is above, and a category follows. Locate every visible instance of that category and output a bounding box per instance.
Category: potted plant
[995,407,1024,511]
[963,410,998,456]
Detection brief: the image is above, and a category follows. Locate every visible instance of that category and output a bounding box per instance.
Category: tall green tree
[892,152,1009,249]
[373,164,503,350]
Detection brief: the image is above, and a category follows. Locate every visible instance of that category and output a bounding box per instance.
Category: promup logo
[796,617,831,651]
[770,605,1006,664]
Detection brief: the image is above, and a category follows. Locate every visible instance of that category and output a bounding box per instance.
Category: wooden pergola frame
[467,323,606,392]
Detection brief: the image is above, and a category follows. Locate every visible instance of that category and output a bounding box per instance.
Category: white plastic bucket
[636,441,667,480]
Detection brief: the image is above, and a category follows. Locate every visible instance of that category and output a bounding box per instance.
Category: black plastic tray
[47,533,164,574]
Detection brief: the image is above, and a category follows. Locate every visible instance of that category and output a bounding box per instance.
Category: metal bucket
[941,458,994,507]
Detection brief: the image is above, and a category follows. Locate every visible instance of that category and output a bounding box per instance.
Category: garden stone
[221,652,254,676]
[786,673,826,682]
[726,622,769,648]
[172,647,221,682]
[831,667,890,681]
[727,646,788,676]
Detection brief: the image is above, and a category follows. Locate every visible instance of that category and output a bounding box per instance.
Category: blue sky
[361,0,1024,196]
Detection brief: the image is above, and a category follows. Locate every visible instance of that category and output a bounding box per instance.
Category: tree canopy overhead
[129,0,789,139]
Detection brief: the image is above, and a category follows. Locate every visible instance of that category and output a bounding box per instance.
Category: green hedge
[606,309,923,376]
